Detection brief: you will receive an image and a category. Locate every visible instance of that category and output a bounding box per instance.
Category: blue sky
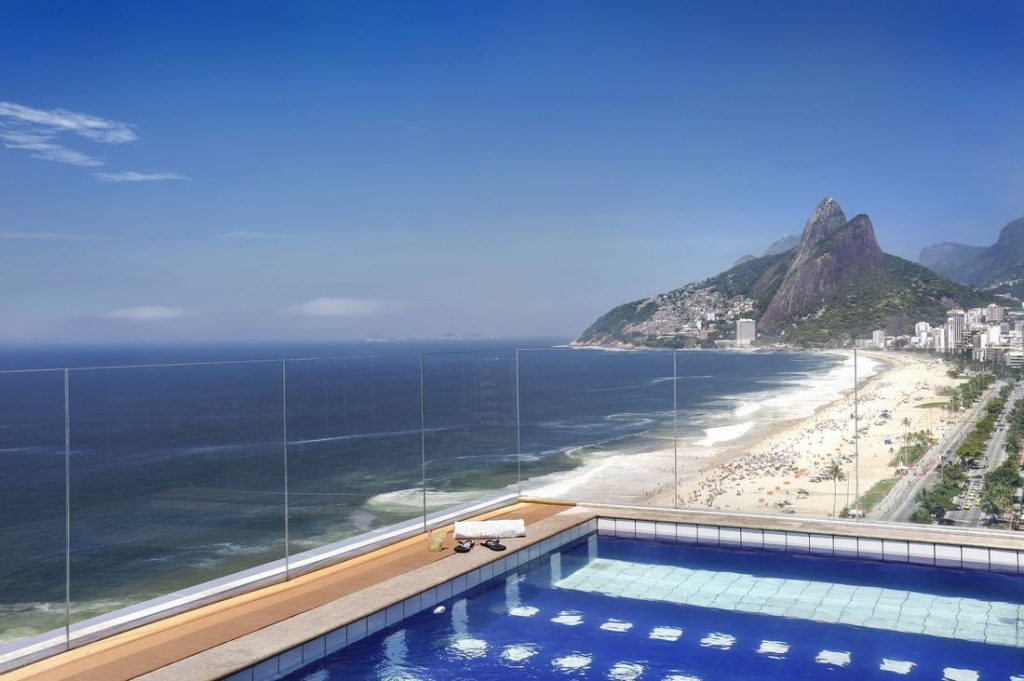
[2,1,1022,343]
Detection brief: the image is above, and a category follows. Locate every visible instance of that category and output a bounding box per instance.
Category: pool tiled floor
[555,557,1024,648]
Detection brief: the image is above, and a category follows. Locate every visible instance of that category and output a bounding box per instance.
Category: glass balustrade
[518,348,676,506]
[283,356,422,569]
[66,361,287,644]
[421,351,519,523]
[0,345,1017,672]
[0,370,67,663]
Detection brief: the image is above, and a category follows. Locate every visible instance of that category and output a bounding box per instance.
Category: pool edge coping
[146,503,1024,681]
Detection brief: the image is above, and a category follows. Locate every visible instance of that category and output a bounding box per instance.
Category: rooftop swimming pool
[276,530,1024,681]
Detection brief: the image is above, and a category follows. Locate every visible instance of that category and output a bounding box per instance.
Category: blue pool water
[285,534,1024,680]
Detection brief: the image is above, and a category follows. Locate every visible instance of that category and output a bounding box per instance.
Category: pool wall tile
[277,648,303,676]
[301,636,326,664]
[719,527,742,547]
[325,626,347,653]
[655,522,677,542]
[676,524,699,543]
[597,518,615,535]
[989,550,1017,574]
[696,525,719,546]
[907,542,934,566]
[614,519,636,539]
[252,658,278,681]
[961,547,989,570]
[763,530,787,551]
[740,528,763,549]
[225,668,253,681]
[858,538,883,561]
[934,544,961,568]
[808,534,833,556]
[385,603,403,626]
[452,574,467,596]
[882,540,909,563]
[833,535,857,558]
[347,618,367,645]
[785,532,810,553]
[366,610,386,635]
[403,594,421,617]
[466,569,481,590]
[437,580,453,602]
[635,521,657,540]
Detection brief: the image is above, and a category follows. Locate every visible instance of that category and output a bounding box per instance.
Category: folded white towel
[453,519,526,540]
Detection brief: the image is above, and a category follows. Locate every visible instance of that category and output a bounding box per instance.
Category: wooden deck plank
[4,502,569,681]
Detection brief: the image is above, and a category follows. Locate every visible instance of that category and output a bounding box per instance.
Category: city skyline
[3,0,1023,343]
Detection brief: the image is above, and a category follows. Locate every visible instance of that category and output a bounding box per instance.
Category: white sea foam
[732,400,763,418]
[363,486,512,512]
[696,422,754,447]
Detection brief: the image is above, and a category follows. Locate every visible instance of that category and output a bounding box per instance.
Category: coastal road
[871,382,1002,523]
[946,385,1021,528]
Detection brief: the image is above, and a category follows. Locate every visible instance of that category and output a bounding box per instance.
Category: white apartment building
[736,319,755,346]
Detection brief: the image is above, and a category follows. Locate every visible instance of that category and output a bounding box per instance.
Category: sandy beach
[528,350,961,518]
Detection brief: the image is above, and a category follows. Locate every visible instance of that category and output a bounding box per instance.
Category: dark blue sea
[0,340,850,643]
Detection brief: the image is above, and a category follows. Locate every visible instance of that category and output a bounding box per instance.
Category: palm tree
[825,460,847,518]
[980,485,1011,526]
[901,417,912,466]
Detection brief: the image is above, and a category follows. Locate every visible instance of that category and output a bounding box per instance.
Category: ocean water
[0,341,854,644]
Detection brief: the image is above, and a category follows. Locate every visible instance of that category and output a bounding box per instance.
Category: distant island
[574,198,998,349]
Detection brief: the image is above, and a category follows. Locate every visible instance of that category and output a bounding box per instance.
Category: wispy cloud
[94,171,190,183]
[0,130,103,167]
[0,101,136,143]
[0,231,99,241]
[102,306,184,320]
[0,100,185,181]
[285,297,405,317]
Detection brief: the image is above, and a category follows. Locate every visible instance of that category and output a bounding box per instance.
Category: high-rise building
[872,329,886,349]
[946,309,966,352]
[736,319,755,346]
[987,325,1002,346]
[915,322,931,349]
[966,308,986,327]
[933,327,947,352]
[986,304,1005,323]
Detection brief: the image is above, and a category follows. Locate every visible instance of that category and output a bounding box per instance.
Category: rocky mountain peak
[997,216,1024,245]
[797,197,848,251]
[761,203,883,327]
[763,234,800,256]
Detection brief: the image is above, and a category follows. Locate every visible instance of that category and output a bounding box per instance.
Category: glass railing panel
[421,350,519,520]
[668,349,860,516]
[284,355,422,559]
[0,370,67,657]
[66,361,285,641]
[517,348,675,506]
